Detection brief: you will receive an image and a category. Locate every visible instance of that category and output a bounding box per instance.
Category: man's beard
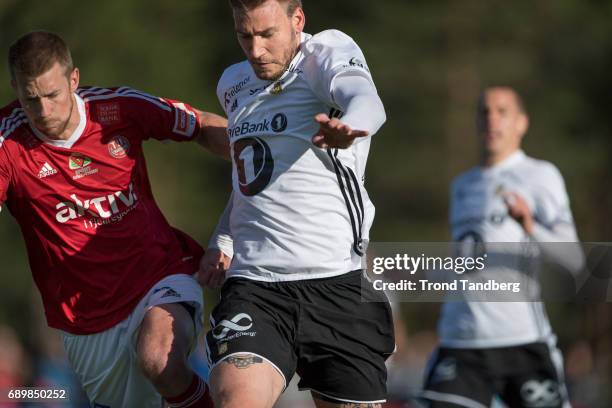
[38,97,74,139]
[254,32,299,81]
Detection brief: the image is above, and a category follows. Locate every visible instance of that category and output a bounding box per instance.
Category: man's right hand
[197,248,231,289]
[312,113,369,149]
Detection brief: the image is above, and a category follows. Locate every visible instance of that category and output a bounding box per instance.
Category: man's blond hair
[229,0,302,16]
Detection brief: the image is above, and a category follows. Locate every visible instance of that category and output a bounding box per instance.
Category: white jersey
[216,30,378,281]
[439,150,578,348]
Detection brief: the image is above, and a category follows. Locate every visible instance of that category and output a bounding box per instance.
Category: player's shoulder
[451,167,480,191]
[300,29,370,79]
[0,99,25,123]
[303,29,360,55]
[521,154,565,185]
[76,86,120,103]
[77,86,163,105]
[218,61,253,93]
[77,86,131,111]
[77,86,175,121]
[0,99,21,114]
[0,100,29,149]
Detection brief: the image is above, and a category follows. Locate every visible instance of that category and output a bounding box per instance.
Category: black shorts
[422,342,569,408]
[205,270,395,404]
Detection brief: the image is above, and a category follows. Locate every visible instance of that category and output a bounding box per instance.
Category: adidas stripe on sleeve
[77,87,202,142]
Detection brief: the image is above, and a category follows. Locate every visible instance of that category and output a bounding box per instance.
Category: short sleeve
[302,30,374,107]
[216,77,228,116]
[117,88,202,142]
[216,62,251,116]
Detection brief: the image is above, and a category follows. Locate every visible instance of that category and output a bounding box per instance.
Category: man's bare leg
[211,353,285,408]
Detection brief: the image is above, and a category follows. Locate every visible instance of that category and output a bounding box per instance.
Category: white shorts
[62,274,204,408]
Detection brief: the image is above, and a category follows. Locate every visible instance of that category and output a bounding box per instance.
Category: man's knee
[138,342,189,387]
[210,353,285,408]
[137,303,194,390]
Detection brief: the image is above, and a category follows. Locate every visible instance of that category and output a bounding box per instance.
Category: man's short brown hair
[8,31,73,80]
[229,0,302,16]
[482,86,527,113]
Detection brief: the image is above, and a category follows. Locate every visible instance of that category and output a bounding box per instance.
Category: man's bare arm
[195,110,230,160]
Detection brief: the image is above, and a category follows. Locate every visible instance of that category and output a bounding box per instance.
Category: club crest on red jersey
[69,153,91,170]
[108,135,130,159]
[69,153,99,180]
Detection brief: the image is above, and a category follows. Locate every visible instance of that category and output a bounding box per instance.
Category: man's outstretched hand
[312,113,369,149]
[197,248,231,289]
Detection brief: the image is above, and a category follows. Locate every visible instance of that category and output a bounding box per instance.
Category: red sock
[165,374,214,408]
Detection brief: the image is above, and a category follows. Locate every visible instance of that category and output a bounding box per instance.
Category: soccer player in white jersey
[422,87,583,408]
[0,31,228,407]
[197,1,395,407]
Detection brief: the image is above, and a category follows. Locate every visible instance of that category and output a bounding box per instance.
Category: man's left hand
[196,248,231,289]
[312,113,369,149]
[503,192,534,235]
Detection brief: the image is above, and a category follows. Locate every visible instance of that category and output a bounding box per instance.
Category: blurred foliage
[0,0,611,390]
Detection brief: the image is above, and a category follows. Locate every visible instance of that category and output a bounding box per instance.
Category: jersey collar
[29,93,87,149]
[281,32,311,78]
[294,32,312,64]
[300,31,312,45]
[482,149,526,173]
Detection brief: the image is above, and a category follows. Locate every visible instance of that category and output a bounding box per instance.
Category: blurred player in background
[197,0,394,407]
[0,31,228,407]
[422,86,583,408]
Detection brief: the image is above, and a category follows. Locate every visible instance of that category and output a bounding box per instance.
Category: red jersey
[0,87,205,334]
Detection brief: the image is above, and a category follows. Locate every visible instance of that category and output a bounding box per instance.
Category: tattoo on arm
[224,355,264,369]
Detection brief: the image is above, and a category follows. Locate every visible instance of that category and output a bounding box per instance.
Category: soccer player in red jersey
[0,31,224,407]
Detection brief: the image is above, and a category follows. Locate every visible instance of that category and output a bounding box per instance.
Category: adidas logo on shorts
[153,286,182,299]
[161,288,181,299]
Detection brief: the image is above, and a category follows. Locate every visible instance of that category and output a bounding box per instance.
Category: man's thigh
[500,342,570,408]
[295,271,395,405]
[206,278,299,407]
[210,353,285,408]
[421,348,494,408]
[136,274,204,366]
[63,318,163,408]
[63,273,203,407]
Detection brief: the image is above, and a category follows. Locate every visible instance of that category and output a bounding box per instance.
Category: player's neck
[282,40,301,77]
[482,149,519,168]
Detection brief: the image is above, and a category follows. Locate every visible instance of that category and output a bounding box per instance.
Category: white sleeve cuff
[208,193,234,258]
